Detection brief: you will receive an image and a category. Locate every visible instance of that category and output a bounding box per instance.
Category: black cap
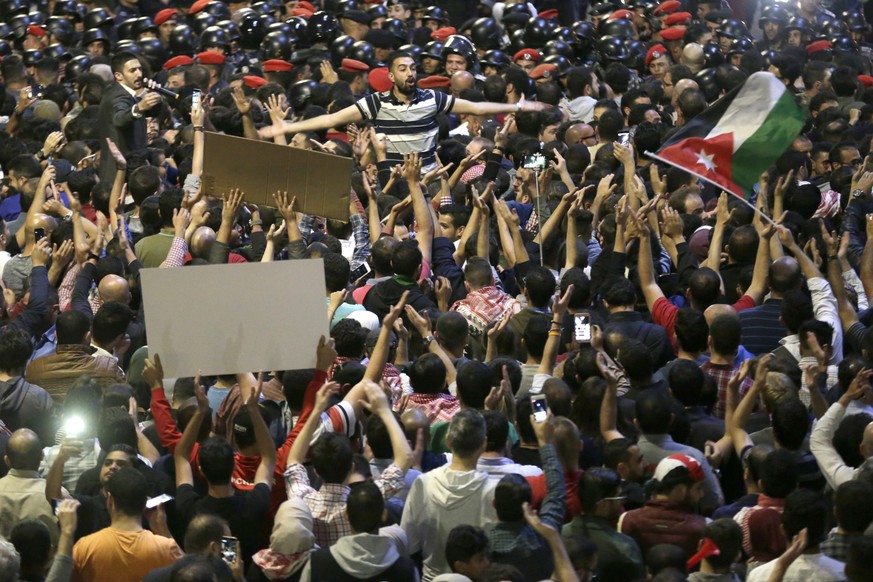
[341,9,371,25]
[364,27,395,48]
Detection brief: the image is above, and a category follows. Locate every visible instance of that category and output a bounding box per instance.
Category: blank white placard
[140,259,328,378]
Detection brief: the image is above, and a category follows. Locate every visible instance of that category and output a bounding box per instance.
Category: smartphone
[34,227,45,242]
[27,85,44,99]
[618,131,631,147]
[63,415,85,438]
[220,536,238,564]
[192,88,201,111]
[350,261,371,282]
[145,494,173,509]
[574,314,592,343]
[531,394,548,423]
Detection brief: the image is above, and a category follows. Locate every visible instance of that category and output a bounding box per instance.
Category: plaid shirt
[284,462,405,548]
[701,361,753,419]
[399,392,461,424]
[798,358,839,408]
[451,286,522,337]
[822,530,858,562]
[39,439,101,492]
[161,236,187,268]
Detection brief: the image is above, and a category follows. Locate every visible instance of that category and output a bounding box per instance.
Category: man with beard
[98,52,163,184]
[260,52,548,172]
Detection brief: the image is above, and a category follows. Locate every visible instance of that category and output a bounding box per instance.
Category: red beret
[154,8,178,26]
[296,0,316,10]
[163,55,194,71]
[646,43,668,66]
[654,0,681,15]
[665,11,692,25]
[27,25,46,37]
[539,9,559,19]
[340,58,369,72]
[431,26,456,41]
[189,0,212,15]
[243,75,267,89]
[859,75,873,88]
[530,63,557,80]
[660,26,686,41]
[291,7,313,17]
[263,59,294,72]
[195,51,226,65]
[807,40,832,54]
[369,67,393,92]
[513,49,540,62]
[607,9,633,20]
[419,75,451,89]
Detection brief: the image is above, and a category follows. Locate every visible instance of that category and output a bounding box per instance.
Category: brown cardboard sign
[201,132,352,221]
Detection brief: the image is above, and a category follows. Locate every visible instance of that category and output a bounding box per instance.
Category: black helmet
[334,0,357,14]
[727,37,753,56]
[717,18,750,40]
[758,4,789,27]
[251,1,275,17]
[83,7,111,30]
[202,1,231,20]
[284,17,309,47]
[22,49,41,68]
[482,48,511,70]
[330,34,356,64]
[423,40,443,59]
[524,16,555,48]
[832,35,858,53]
[289,79,316,110]
[573,20,597,49]
[0,0,26,19]
[400,43,423,63]
[441,34,478,65]
[842,11,869,33]
[785,16,813,35]
[551,26,577,45]
[695,67,719,101]
[366,4,388,21]
[191,12,218,35]
[307,11,340,45]
[421,6,448,25]
[132,16,157,38]
[7,14,29,40]
[624,38,646,71]
[52,0,80,20]
[543,54,571,76]
[81,27,109,48]
[169,24,197,56]
[471,17,503,50]
[27,10,45,26]
[542,39,574,60]
[0,41,13,58]
[200,26,230,51]
[817,19,849,41]
[349,40,377,67]
[701,41,723,67]
[43,43,72,61]
[599,18,635,40]
[117,18,137,41]
[381,18,409,44]
[508,28,526,53]
[46,16,74,46]
[503,3,533,19]
[114,39,142,56]
[261,30,292,60]
[65,54,91,82]
[137,38,167,71]
[598,35,629,63]
[267,20,294,37]
[239,13,267,50]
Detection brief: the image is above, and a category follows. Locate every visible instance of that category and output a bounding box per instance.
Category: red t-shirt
[652,294,756,352]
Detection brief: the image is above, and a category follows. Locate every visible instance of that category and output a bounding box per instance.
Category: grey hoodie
[401,466,498,582]
[299,533,419,582]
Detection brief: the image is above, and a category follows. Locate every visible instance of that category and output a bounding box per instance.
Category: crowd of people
[3,0,873,581]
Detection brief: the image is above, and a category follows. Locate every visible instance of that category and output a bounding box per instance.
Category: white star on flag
[695,149,716,172]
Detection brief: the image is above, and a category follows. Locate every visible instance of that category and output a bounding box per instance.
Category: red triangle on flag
[652,132,741,196]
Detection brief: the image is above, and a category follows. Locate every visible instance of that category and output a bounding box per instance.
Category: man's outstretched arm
[258,105,364,139]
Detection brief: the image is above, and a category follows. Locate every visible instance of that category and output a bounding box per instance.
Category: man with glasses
[563,123,598,148]
[828,142,862,171]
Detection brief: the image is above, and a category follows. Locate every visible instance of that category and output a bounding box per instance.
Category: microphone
[143,79,179,101]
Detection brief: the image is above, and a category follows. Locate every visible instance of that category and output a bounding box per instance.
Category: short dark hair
[92,301,133,346]
[0,327,34,372]
[759,448,798,498]
[197,437,236,485]
[781,289,814,334]
[603,276,636,308]
[463,256,492,288]
[708,314,741,357]
[7,154,41,178]
[456,361,493,409]
[387,51,415,70]
[282,369,315,411]
[409,353,447,394]
[522,316,550,360]
[331,318,368,358]
[10,520,52,573]
[603,438,634,472]
[105,466,148,515]
[703,519,742,569]
[365,410,402,459]
[674,308,708,353]
[677,88,707,120]
[833,412,872,469]
[618,339,653,382]
[184,514,229,554]
[56,310,91,345]
[578,467,621,513]
[111,51,140,75]
[446,525,489,572]
[688,268,721,308]
[347,480,384,532]
[523,266,556,308]
[323,252,350,292]
[311,432,354,483]
[771,398,809,451]
[391,239,422,278]
[668,360,705,407]
[483,410,510,453]
[128,165,160,206]
[494,473,531,522]
[446,408,486,457]
[782,488,828,544]
[436,311,469,353]
[834,480,873,533]
[97,408,138,450]
[635,389,672,434]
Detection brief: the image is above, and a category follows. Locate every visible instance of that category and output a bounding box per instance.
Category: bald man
[98,275,131,304]
[671,78,699,108]
[681,43,705,74]
[0,428,59,544]
[739,256,801,355]
[563,123,597,147]
[401,408,447,472]
[25,309,126,404]
[190,226,216,261]
[450,70,475,98]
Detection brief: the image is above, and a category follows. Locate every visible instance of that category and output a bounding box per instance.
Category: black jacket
[98,82,147,184]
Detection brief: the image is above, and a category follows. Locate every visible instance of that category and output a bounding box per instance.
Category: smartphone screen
[34,227,45,242]
[192,89,201,111]
[350,262,371,281]
[574,314,592,343]
[531,395,547,423]
[145,494,173,509]
[220,536,238,564]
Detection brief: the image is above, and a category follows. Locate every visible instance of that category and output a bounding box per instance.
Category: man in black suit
[98,51,162,184]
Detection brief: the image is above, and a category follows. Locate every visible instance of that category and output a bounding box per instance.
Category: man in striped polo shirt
[259,51,548,175]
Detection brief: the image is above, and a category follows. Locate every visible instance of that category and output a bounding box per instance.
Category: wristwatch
[424,334,436,347]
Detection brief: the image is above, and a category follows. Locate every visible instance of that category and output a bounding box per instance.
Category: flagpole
[645,151,776,226]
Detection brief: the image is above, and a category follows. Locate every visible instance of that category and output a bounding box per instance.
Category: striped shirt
[738,299,787,356]
[355,88,455,167]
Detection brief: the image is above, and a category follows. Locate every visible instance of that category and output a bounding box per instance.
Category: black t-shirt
[70,492,109,541]
[175,482,271,564]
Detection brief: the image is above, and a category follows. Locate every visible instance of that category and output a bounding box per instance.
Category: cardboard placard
[201,132,352,221]
[141,259,328,378]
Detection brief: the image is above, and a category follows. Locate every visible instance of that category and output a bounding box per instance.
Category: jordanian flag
[649,71,805,199]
